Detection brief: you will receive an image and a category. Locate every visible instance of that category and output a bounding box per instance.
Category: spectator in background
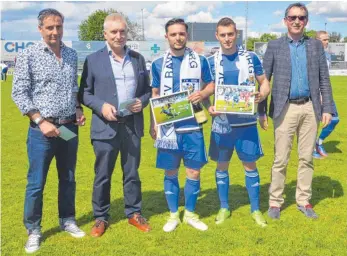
[1,62,8,81]
[312,31,339,158]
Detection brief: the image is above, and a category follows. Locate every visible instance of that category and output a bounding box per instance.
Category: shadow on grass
[41,175,343,241]
[281,175,344,211]
[322,140,342,153]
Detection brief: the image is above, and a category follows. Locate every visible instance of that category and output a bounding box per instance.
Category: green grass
[216,99,253,113]
[152,100,192,125]
[2,76,347,255]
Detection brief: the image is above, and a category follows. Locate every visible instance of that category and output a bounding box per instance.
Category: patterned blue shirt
[12,41,78,118]
[288,37,310,99]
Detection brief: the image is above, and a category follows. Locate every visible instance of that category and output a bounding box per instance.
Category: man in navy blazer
[258,3,334,220]
[79,13,152,236]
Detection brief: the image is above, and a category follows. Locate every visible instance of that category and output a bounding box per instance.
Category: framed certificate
[150,91,194,126]
[215,84,255,115]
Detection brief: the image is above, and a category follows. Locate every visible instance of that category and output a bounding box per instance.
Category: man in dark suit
[258,2,334,219]
[79,13,152,236]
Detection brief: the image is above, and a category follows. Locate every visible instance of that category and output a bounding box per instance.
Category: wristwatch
[33,116,44,125]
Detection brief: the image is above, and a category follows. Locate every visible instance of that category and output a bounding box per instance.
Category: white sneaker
[183,210,208,231]
[61,221,86,238]
[163,212,180,232]
[25,231,41,254]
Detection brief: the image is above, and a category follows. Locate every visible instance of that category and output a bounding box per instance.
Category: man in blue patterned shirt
[12,8,86,254]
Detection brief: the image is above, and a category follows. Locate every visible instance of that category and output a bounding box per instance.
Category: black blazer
[78,46,151,140]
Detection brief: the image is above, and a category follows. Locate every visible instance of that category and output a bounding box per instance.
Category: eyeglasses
[286,16,307,22]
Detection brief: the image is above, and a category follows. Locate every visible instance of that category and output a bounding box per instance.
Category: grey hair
[316,30,328,39]
[103,13,128,31]
[37,8,64,27]
[284,2,309,19]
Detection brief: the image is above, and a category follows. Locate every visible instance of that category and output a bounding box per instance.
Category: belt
[45,115,76,125]
[288,97,310,105]
[115,115,133,124]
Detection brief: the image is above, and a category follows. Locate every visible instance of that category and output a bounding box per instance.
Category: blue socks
[245,169,260,213]
[216,170,229,209]
[164,173,180,213]
[318,117,339,143]
[184,178,200,212]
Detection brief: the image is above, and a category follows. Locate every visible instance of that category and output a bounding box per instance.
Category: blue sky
[1,1,347,41]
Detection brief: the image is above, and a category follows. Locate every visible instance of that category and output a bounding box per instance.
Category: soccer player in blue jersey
[207,17,270,227]
[150,18,215,232]
[313,31,339,158]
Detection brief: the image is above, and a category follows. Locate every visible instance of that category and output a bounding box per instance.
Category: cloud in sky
[186,11,215,22]
[273,10,283,16]
[307,1,347,22]
[152,1,199,18]
[327,17,347,23]
[1,1,346,41]
[269,21,286,32]
[0,1,34,11]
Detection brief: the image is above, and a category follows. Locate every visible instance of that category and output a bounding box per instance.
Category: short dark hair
[38,8,64,27]
[284,2,309,19]
[216,17,237,31]
[165,18,188,33]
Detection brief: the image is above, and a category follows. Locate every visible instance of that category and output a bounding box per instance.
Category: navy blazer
[258,36,334,121]
[78,46,151,140]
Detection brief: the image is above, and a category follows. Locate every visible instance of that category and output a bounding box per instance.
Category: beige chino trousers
[269,101,319,207]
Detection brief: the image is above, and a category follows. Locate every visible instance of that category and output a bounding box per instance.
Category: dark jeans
[24,122,78,231]
[92,121,142,220]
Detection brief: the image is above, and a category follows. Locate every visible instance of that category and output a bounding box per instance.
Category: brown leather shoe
[128,213,151,232]
[90,220,108,237]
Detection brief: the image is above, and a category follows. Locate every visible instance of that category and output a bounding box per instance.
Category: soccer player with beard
[150,18,215,232]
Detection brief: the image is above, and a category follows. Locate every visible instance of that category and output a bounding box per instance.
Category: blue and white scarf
[212,45,255,134]
[155,48,201,149]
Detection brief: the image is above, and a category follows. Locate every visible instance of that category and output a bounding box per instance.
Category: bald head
[103,13,128,31]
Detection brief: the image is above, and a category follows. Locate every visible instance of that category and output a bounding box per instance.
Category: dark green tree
[246,37,260,51]
[343,36,347,43]
[78,9,142,41]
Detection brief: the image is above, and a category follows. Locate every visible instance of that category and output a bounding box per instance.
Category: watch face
[34,117,42,124]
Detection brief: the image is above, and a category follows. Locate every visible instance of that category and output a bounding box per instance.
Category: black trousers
[92,120,142,220]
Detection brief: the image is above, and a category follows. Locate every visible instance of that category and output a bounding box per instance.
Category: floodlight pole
[245,1,248,50]
[141,8,145,41]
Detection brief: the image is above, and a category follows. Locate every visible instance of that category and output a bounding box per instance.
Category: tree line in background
[78,9,142,41]
[246,30,347,51]
[79,9,347,50]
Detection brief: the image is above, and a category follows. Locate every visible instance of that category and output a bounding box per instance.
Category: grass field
[215,99,254,113]
[152,100,192,125]
[1,76,347,255]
